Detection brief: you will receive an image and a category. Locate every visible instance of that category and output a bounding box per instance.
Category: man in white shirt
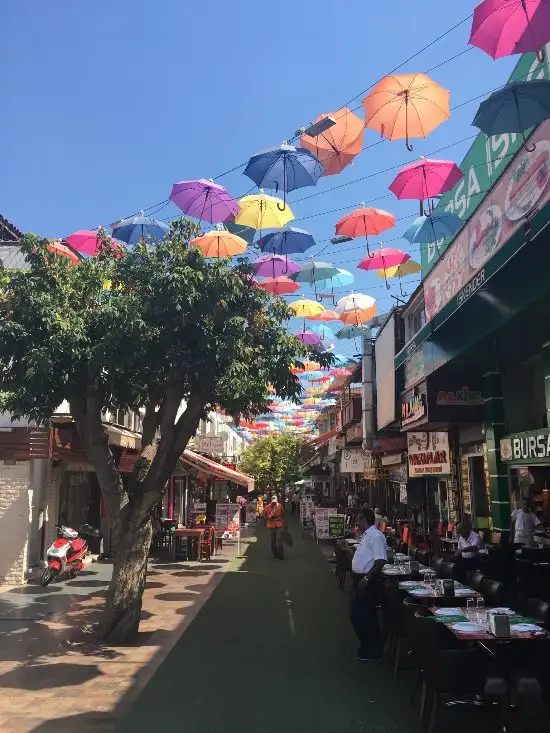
[453,520,482,577]
[511,498,542,547]
[350,507,387,661]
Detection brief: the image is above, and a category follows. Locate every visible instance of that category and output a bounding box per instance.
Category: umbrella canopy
[376,260,422,279]
[310,324,335,341]
[47,240,80,264]
[339,307,377,326]
[256,276,300,295]
[190,231,248,258]
[336,292,376,315]
[289,299,324,318]
[404,212,463,244]
[294,330,322,346]
[252,254,300,277]
[258,226,316,255]
[223,219,256,247]
[290,261,339,284]
[472,80,550,147]
[111,214,169,245]
[389,159,463,201]
[315,268,354,291]
[300,107,365,176]
[235,194,295,230]
[336,325,370,339]
[335,207,395,256]
[306,309,340,322]
[330,367,352,377]
[363,73,450,151]
[469,0,550,59]
[358,248,410,271]
[169,179,239,223]
[302,359,321,372]
[244,144,324,207]
[65,230,122,257]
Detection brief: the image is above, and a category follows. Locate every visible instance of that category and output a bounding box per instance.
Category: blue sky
[2,1,516,356]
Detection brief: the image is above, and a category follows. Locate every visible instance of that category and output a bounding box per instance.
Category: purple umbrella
[293,330,322,346]
[252,254,300,278]
[169,179,239,223]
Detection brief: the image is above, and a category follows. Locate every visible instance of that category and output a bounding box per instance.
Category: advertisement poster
[314,508,337,540]
[215,503,240,536]
[245,502,257,525]
[328,515,346,539]
[188,502,207,525]
[424,120,550,322]
[300,496,315,525]
[407,432,451,477]
[460,456,472,515]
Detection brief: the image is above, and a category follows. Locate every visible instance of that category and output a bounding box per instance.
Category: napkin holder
[442,579,455,597]
[409,560,420,577]
[488,612,511,638]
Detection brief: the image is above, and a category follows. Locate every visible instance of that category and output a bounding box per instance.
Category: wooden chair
[215,530,223,552]
[199,527,214,562]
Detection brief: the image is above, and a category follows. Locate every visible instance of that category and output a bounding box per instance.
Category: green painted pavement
[115,519,422,733]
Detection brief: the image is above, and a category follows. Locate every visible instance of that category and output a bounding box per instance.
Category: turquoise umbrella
[336,325,370,339]
[310,324,335,341]
[315,268,354,290]
[404,212,462,244]
[473,79,550,150]
[290,261,338,284]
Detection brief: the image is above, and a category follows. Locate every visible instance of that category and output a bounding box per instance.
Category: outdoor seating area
[153,520,220,562]
[336,525,550,731]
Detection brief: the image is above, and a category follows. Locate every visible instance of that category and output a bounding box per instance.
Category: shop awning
[181,449,255,491]
[308,429,337,447]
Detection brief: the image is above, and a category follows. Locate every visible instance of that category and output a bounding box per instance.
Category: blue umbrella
[258,226,316,255]
[473,80,550,150]
[310,324,335,341]
[403,212,462,244]
[290,261,338,284]
[244,144,324,209]
[315,268,354,290]
[336,325,369,339]
[111,214,169,245]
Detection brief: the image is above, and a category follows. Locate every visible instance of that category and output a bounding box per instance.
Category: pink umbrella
[469,0,550,60]
[389,158,463,202]
[330,367,352,377]
[294,330,322,346]
[169,179,239,223]
[252,254,300,277]
[358,248,410,289]
[65,230,122,257]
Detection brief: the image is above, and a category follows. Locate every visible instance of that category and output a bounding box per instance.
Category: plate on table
[455,588,476,596]
[490,607,515,616]
[401,581,423,588]
[452,622,485,633]
[434,608,462,616]
[409,588,433,596]
[419,568,432,574]
[512,623,544,633]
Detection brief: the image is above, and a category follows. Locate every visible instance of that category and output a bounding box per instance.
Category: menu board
[300,496,315,524]
[314,508,338,540]
[328,515,346,539]
[245,501,257,525]
[215,503,240,536]
[460,456,471,515]
[188,503,207,525]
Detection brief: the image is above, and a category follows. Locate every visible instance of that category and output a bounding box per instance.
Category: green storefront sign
[328,515,346,538]
[421,50,550,276]
[500,429,550,465]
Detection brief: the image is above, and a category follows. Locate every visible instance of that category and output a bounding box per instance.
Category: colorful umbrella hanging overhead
[469,0,550,60]
[389,158,463,212]
[65,229,122,257]
[403,212,463,244]
[47,240,80,264]
[258,226,316,255]
[358,247,410,288]
[289,261,339,284]
[190,230,248,258]
[363,73,450,151]
[111,214,169,245]
[256,276,300,295]
[375,259,422,295]
[472,79,550,150]
[315,268,354,291]
[336,325,370,339]
[289,299,324,318]
[336,293,377,325]
[235,193,295,230]
[169,179,239,223]
[243,144,324,209]
[306,309,340,322]
[293,330,323,346]
[252,254,300,277]
[335,207,395,257]
[300,107,365,176]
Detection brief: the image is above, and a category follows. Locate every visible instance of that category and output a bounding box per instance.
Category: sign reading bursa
[500,429,550,465]
[407,432,451,477]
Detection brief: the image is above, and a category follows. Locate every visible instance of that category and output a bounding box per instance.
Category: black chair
[408,547,420,560]
[524,597,550,629]
[417,549,432,567]
[437,561,455,579]
[391,597,427,676]
[334,545,352,592]
[412,611,508,732]
[431,556,443,571]
[467,571,486,593]
[482,578,507,606]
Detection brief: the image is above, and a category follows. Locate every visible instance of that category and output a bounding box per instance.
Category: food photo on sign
[407,432,451,477]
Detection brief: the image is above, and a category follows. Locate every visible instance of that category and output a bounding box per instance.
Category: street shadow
[171,570,209,578]
[66,580,110,588]
[8,585,62,594]
[27,711,116,732]
[0,662,103,690]
[154,592,201,603]
[144,581,166,589]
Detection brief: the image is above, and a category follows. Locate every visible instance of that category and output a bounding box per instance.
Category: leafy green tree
[0,220,329,641]
[239,434,306,492]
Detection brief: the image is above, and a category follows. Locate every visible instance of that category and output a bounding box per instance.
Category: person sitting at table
[453,520,482,576]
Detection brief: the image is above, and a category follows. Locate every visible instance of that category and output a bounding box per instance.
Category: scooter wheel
[39,567,58,586]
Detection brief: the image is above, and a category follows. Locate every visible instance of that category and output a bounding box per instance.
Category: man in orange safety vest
[266,495,285,560]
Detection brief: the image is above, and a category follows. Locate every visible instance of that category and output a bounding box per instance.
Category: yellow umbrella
[235,194,295,231]
[191,231,248,258]
[289,298,324,318]
[375,259,422,279]
[303,397,321,405]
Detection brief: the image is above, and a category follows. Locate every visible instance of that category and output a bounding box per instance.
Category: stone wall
[0,461,31,586]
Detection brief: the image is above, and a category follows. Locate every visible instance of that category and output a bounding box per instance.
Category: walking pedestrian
[266,494,285,560]
[511,497,542,548]
[350,507,387,661]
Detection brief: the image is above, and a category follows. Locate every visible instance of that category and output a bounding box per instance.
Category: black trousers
[349,579,383,659]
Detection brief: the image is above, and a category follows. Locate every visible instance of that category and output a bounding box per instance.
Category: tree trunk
[100,515,153,643]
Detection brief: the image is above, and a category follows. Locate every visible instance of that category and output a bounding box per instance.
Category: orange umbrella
[47,240,80,264]
[363,73,450,151]
[256,276,300,295]
[335,207,395,257]
[300,108,365,176]
[306,309,340,322]
[339,307,377,326]
[190,231,247,257]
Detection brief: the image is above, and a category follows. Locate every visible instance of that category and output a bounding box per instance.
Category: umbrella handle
[537,47,546,63]
[277,199,287,212]
[366,235,374,258]
[523,136,536,153]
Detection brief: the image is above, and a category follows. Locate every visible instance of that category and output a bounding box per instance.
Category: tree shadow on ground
[171,570,209,578]
[0,662,103,690]
[8,585,62,594]
[154,592,200,603]
[144,581,166,589]
[28,711,116,732]
[66,580,110,588]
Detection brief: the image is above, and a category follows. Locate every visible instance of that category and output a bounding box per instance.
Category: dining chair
[467,571,486,593]
[482,578,507,606]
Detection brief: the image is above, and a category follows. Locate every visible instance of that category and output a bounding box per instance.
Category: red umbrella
[335,207,395,256]
[46,240,80,264]
[65,229,122,257]
[389,158,463,203]
[256,276,300,295]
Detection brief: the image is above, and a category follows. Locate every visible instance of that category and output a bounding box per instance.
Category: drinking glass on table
[466,598,475,620]
[476,597,486,625]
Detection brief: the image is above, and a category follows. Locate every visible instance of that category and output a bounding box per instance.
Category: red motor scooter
[40,523,100,586]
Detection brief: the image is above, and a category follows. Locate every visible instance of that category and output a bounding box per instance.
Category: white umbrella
[336,292,376,315]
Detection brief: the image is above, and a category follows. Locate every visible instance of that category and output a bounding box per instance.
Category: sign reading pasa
[407,432,451,477]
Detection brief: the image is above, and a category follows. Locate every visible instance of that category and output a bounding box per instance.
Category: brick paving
[0,539,241,733]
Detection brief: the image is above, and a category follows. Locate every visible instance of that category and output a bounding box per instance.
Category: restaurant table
[427,605,549,641]
[383,564,431,579]
[172,527,206,561]
[398,579,482,604]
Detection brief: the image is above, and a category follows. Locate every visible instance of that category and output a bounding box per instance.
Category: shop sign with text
[340,448,371,473]
[407,432,451,477]
[436,385,483,406]
[500,428,550,464]
[196,435,224,454]
[401,393,426,427]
